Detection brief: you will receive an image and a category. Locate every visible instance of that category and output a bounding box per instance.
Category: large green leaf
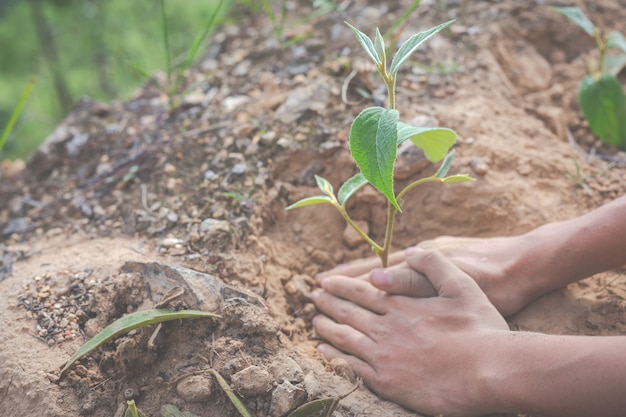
[578,74,626,149]
[345,22,381,66]
[338,173,368,206]
[59,309,220,378]
[550,6,595,37]
[349,106,400,211]
[389,20,454,76]
[397,122,456,162]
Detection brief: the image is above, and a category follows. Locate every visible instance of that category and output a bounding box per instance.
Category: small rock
[270,355,303,384]
[270,381,307,417]
[176,375,214,403]
[199,219,231,237]
[302,372,322,398]
[231,365,273,397]
[222,95,251,113]
[469,158,489,175]
[343,221,369,249]
[284,275,313,304]
[330,357,356,383]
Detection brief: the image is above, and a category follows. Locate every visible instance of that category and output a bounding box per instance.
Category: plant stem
[337,206,383,254]
[380,202,397,267]
[397,176,442,200]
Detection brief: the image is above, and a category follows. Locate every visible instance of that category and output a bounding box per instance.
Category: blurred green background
[0,0,236,160]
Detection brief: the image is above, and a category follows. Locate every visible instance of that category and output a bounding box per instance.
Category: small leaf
[210,369,254,417]
[349,106,401,211]
[578,74,626,149]
[125,400,147,417]
[606,31,626,54]
[338,173,368,206]
[435,149,455,178]
[397,122,457,162]
[604,54,626,77]
[286,196,335,210]
[287,397,339,417]
[59,309,220,378]
[161,404,201,417]
[442,174,475,183]
[550,6,595,37]
[345,21,381,66]
[315,175,335,198]
[374,27,386,67]
[390,20,454,76]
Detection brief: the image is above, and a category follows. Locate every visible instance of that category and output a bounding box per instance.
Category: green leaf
[397,123,456,162]
[550,6,595,37]
[606,31,626,54]
[604,54,626,77]
[315,175,335,198]
[390,20,454,76]
[435,149,455,178]
[349,106,401,211]
[0,75,36,153]
[345,22,381,66]
[210,369,254,417]
[442,174,475,183]
[374,27,386,67]
[338,173,368,206]
[286,196,335,210]
[161,405,200,417]
[59,309,220,378]
[125,400,147,417]
[578,74,626,149]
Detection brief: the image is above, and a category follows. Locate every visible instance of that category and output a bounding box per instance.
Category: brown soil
[1,1,626,416]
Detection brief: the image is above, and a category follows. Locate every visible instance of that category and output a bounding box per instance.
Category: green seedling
[0,76,36,155]
[262,0,287,43]
[287,381,359,417]
[125,400,147,417]
[132,0,225,109]
[565,156,594,196]
[551,6,626,150]
[59,308,220,379]
[210,369,254,417]
[287,21,473,267]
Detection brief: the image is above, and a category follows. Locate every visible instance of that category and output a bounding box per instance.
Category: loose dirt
[1,1,625,416]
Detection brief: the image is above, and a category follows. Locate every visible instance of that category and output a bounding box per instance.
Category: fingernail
[370,268,392,286]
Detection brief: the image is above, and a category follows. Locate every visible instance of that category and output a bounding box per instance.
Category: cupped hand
[318,236,538,317]
[312,249,510,417]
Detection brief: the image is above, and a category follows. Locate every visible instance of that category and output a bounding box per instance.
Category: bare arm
[319,195,626,316]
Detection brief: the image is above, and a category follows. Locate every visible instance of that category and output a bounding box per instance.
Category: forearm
[518,195,626,295]
[482,332,626,417]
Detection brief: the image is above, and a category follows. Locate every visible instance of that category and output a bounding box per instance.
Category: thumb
[404,248,483,299]
[370,268,437,298]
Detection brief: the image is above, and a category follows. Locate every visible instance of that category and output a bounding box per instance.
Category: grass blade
[0,76,36,154]
[210,369,254,417]
[59,309,220,378]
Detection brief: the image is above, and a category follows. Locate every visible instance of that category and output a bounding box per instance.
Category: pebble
[469,158,489,175]
[269,381,306,417]
[176,375,214,403]
[231,365,273,397]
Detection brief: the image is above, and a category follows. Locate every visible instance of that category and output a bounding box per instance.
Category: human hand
[319,236,540,317]
[312,248,510,417]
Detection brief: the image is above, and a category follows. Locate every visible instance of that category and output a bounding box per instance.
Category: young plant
[551,6,626,150]
[287,21,473,267]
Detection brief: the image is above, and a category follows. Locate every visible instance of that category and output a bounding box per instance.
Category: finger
[313,315,377,365]
[370,268,437,298]
[318,276,388,315]
[316,249,407,280]
[404,248,484,299]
